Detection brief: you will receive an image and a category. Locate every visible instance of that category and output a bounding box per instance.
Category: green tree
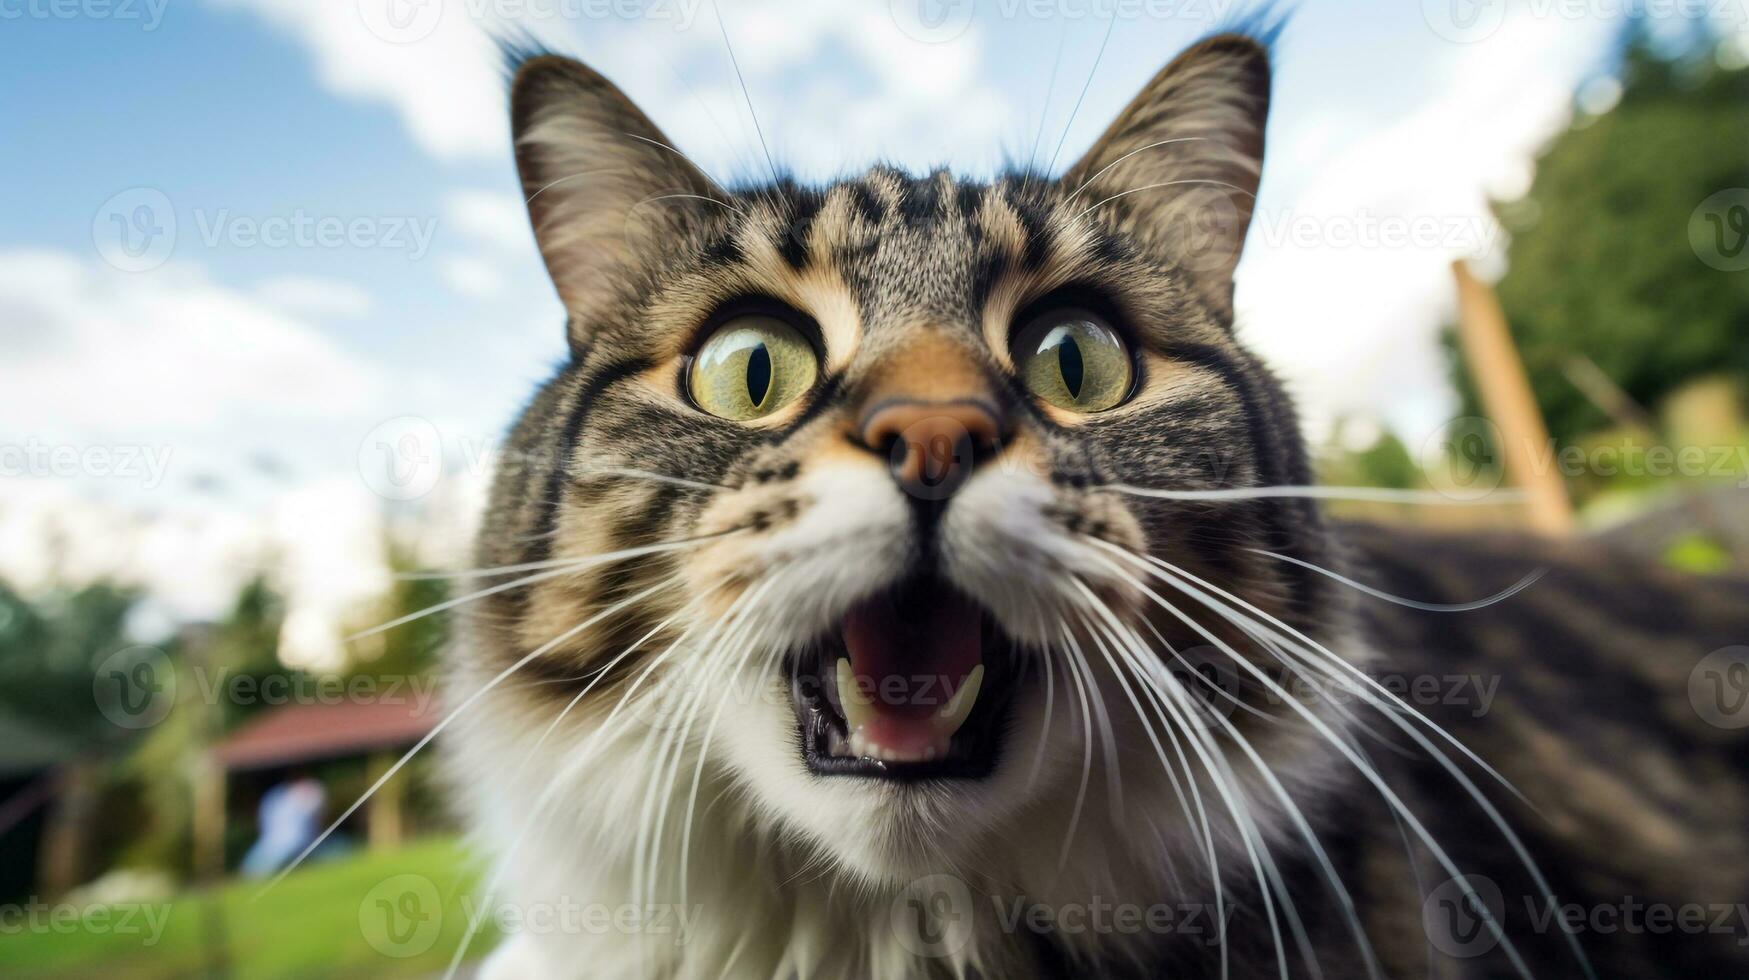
[1448,29,1749,445]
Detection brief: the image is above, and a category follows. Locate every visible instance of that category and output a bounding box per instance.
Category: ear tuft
[1065,34,1272,320]
[508,54,719,344]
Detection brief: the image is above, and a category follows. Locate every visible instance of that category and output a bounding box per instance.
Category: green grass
[5,837,501,979]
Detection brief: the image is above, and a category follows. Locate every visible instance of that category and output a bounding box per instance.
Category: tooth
[836,659,876,735]
[933,664,984,737]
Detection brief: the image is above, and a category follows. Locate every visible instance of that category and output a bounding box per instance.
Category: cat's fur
[446,30,1749,979]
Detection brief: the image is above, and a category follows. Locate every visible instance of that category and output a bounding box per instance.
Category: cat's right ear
[509,54,718,343]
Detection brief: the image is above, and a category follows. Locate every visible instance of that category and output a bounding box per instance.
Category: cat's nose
[858,399,1004,501]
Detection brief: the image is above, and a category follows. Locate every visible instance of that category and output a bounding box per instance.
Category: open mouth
[790,576,1019,781]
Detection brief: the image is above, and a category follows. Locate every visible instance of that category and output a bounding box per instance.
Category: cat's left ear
[1064,34,1270,320]
[509,53,719,344]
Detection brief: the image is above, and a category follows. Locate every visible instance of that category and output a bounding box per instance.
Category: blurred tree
[0,581,143,894]
[1446,28,1749,446]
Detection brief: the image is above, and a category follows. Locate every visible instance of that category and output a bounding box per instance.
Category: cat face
[468,36,1343,889]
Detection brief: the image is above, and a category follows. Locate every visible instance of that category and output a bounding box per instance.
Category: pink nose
[858,399,1003,499]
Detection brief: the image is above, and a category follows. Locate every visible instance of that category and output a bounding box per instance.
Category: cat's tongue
[836,583,984,762]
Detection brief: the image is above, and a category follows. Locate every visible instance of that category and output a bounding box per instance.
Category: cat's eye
[1011,309,1134,413]
[688,314,820,421]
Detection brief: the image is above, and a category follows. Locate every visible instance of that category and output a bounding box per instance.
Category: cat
[445,28,1749,979]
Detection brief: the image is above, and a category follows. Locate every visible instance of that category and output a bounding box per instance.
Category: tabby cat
[447,29,1749,979]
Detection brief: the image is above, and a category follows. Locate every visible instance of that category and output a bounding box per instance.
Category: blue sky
[0,0,1742,653]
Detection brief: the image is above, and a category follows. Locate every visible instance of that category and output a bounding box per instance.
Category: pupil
[746,343,773,407]
[1057,337,1084,400]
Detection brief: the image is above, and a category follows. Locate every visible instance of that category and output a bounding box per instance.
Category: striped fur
[445,33,1749,980]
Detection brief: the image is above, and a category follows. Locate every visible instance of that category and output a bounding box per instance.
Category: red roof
[214,699,439,771]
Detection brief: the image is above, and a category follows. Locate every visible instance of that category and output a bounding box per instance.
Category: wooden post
[366,751,404,852]
[1452,260,1575,535]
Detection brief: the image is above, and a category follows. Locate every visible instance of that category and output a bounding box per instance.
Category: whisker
[1250,548,1548,612]
[1045,10,1119,175]
[356,529,741,636]
[254,576,679,900]
[1052,622,1101,872]
[1084,541,1557,979]
[1075,179,1257,222]
[442,611,688,979]
[710,0,778,185]
[1095,482,1527,506]
[618,131,735,198]
[629,192,749,219]
[1024,31,1068,177]
[1065,137,1219,202]
[577,465,738,493]
[1076,580,1380,979]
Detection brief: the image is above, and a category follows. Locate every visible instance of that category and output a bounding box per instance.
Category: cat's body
[446,30,1749,979]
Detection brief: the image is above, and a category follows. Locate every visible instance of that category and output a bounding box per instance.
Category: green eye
[1012,309,1133,412]
[688,314,820,420]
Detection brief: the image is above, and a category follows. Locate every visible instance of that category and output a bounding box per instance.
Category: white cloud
[203,0,514,161]
[441,255,507,298]
[1234,14,1614,447]
[446,189,532,253]
[0,250,383,437]
[254,275,376,318]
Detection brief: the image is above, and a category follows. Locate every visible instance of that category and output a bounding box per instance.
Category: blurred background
[1,0,1746,976]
